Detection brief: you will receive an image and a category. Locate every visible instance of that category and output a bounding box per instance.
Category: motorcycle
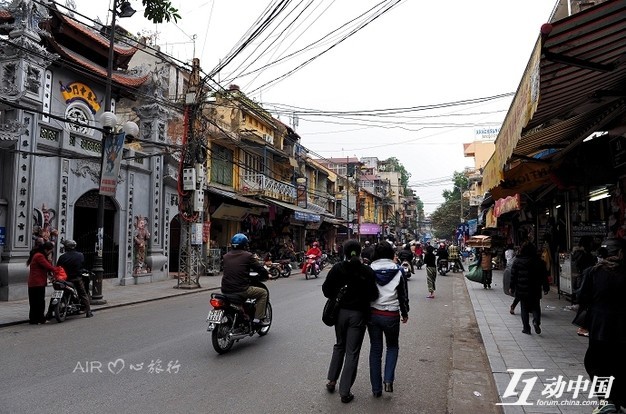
[206,273,272,354]
[401,260,412,279]
[450,259,462,273]
[303,254,320,280]
[437,259,450,276]
[413,255,424,270]
[319,253,328,271]
[267,259,292,279]
[47,269,93,322]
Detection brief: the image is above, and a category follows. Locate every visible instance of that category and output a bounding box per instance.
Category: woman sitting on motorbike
[397,244,415,274]
[302,241,322,273]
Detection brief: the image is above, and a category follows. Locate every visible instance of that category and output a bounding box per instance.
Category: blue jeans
[367,312,401,393]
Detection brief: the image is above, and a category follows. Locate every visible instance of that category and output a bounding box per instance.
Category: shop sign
[191,223,203,245]
[294,211,320,222]
[0,227,5,245]
[60,81,101,114]
[297,183,307,208]
[358,223,381,235]
[494,194,521,218]
[486,207,497,228]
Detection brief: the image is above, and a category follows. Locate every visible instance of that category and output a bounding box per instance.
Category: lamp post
[92,0,136,304]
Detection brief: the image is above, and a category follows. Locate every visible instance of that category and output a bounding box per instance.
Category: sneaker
[426,294,435,299]
[341,393,354,403]
[534,323,541,334]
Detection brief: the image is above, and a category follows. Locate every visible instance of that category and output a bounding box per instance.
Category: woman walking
[368,242,409,397]
[322,239,379,404]
[509,243,550,334]
[27,241,55,324]
[424,245,437,298]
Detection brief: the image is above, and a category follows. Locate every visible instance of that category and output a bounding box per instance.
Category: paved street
[0,266,596,413]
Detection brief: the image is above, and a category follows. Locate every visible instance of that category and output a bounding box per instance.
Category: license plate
[206,310,224,323]
[52,291,63,299]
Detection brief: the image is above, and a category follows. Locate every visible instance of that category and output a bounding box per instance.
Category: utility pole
[177,58,206,289]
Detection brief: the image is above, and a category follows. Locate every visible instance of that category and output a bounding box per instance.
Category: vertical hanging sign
[99,132,125,196]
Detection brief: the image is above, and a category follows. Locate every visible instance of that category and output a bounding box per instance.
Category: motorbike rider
[397,244,415,274]
[414,243,424,264]
[361,241,375,265]
[436,242,449,271]
[56,239,92,318]
[302,241,323,273]
[448,243,465,272]
[221,233,270,326]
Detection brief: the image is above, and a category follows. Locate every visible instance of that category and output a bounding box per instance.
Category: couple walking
[322,240,410,403]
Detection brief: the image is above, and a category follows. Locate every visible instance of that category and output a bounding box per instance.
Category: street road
[0,267,495,413]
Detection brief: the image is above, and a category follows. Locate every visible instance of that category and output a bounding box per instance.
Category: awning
[206,185,268,208]
[211,203,249,221]
[483,0,626,192]
[323,216,346,226]
[489,160,558,200]
[262,197,321,222]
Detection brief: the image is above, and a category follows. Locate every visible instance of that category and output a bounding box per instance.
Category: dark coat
[322,260,378,314]
[578,258,626,342]
[510,254,549,300]
[221,249,268,294]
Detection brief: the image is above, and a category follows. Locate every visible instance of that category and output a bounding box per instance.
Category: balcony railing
[240,173,296,202]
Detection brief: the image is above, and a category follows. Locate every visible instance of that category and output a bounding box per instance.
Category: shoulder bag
[322,285,348,327]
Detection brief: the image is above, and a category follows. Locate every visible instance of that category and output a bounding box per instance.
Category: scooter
[450,259,462,273]
[266,259,292,279]
[413,255,423,270]
[206,273,272,354]
[47,269,93,322]
[401,260,412,279]
[303,254,320,280]
[437,259,450,276]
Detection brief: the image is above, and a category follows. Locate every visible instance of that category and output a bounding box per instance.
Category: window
[243,151,265,176]
[211,145,233,186]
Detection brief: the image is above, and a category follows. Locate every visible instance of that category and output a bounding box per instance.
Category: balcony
[240,173,296,202]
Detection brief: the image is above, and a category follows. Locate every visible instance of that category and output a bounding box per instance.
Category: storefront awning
[211,203,249,221]
[206,185,268,208]
[323,216,346,226]
[483,0,626,192]
[262,197,321,222]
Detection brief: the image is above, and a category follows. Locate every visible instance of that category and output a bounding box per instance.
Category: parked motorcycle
[401,260,412,279]
[413,255,424,270]
[319,253,328,271]
[437,259,450,276]
[47,269,93,322]
[304,254,320,280]
[267,259,292,279]
[206,273,272,354]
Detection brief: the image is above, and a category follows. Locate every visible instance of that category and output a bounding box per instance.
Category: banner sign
[99,132,125,196]
[467,219,478,236]
[494,194,521,218]
[294,211,320,222]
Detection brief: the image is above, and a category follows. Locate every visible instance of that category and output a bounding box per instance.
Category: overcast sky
[71,0,558,213]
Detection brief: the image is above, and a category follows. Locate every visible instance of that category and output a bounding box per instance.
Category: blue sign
[294,211,320,222]
[0,227,5,246]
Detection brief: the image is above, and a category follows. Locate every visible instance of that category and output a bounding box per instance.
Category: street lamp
[92,0,136,304]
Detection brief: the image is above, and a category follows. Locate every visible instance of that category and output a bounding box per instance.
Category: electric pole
[176,58,206,289]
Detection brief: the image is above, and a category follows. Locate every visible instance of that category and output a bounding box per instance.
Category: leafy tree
[139,0,181,23]
[430,171,469,239]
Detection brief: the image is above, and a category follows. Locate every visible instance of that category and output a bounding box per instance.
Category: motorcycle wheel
[55,295,68,323]
[268,267,280,280]
[281,267,291,278]
[258,302,272,336]
[211,314,235,354]
[314,266,319,278]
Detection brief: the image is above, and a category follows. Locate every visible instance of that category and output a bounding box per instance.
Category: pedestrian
[424,245,437,298]
[578,237,626,413]
[56,239,92,318]
[322,239,379,404]
[571,235,597,337]
[503,244,519,314]
[27,241,55,324]
[368,242,409,397]
[361,240,375,265]
[479,248,493,289]
[509,243,550,335]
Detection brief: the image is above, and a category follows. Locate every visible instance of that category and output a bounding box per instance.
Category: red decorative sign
[494,194,521,218]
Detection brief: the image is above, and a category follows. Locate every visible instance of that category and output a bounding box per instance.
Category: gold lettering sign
[60,82,101,114]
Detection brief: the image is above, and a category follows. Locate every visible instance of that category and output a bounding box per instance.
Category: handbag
[465,261,483,283]
[322,285,348,327]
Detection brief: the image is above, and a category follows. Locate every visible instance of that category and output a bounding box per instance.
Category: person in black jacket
[397,244,414,274]
[509,242,549,335]
[56,239,92,318]
[322,239,379,404]
[578,237,626,413]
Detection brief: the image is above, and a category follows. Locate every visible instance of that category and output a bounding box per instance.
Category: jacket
[510,254,549,300]
[397,249,413,263]
[578,258,626,343]
[322,260,378,314]
[56,250,85,280]
[424,251,436,267]
[370,259,409,318]
[28,252,55,287]
[221,250,268,294]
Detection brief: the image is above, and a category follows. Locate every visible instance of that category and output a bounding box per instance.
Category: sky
[70,0,558,213]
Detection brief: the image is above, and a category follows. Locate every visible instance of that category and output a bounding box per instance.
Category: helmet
[63,239,77,250]
[230,233,249,249]
[364,241,370,246]
[313,242,319,247]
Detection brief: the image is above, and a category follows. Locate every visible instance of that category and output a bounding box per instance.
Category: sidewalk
[467,269,591,414]
[0,275,222,327]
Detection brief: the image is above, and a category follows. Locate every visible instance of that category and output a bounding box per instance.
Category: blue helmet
[231,233,249,249]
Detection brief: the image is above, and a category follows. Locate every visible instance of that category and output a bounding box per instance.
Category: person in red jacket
[27,241,55,324]
[302,241,322,273]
